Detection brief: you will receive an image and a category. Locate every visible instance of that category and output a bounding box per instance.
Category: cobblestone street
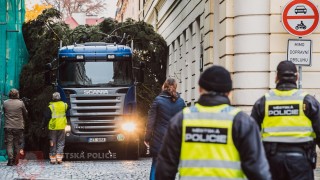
[0,158,152,180]
[1,156,320,179]
[315,168,320,180]
[315,149,320,180]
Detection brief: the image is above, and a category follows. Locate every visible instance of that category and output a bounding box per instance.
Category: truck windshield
[59,60,133,87]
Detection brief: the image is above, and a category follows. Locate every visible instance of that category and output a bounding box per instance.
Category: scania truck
[46,42,143,159]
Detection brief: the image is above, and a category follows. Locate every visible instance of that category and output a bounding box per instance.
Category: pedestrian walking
[144,78,185,180]
[156,66,271,180]
[3,88,28,166]
[43,92,68,164]
[251,60,320,180]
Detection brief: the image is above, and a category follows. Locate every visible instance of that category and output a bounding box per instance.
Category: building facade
[139,0,320,110]
[65,13,105,29]
[116,0,140,22]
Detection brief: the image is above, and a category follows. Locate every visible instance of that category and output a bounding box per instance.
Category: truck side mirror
[44,71,51,85]
[45,63,52,70]
[138,69,144,83]
[140,62,146,69]
[138,62,145,83]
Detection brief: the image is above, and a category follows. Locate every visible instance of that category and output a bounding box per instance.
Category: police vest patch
[185,127,228,144]
[268,104,299,116]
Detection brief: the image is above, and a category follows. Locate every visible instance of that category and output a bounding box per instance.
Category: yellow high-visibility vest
[179,104,246,180]
[262,89,315,143]
[48,101,68,130]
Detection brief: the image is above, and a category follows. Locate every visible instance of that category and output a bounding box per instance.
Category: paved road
[315,149,320,180]
[315,168,320,180]
[2,156,320,179]
[0,158,152,180]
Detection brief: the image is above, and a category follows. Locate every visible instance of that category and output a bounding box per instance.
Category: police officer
[43,92,68,164]
[156,66,271,180]
[251,60,320,180]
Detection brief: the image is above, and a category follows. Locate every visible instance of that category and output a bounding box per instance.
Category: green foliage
[99,18,117,34]
[21,10,167,150]
[99,18,168,122]
[21,8,68,149]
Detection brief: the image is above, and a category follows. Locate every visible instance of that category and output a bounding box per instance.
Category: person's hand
[144,141,150,148]
[144,141,150,155]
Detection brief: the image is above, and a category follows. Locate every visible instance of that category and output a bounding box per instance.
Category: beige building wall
[116,0,140,22]
[141,0,320,109]
[124,0,140,21]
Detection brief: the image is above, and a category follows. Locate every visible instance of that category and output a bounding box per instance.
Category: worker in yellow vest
[251,61,320,180]
[43,92,68,164]
[156,66,271,180]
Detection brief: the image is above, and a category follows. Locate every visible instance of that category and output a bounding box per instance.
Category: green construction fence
[0,0,29,161]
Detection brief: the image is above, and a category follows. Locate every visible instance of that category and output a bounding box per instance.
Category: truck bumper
[65,131,139,144]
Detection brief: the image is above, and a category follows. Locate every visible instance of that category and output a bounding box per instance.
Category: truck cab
[54,42,141,159]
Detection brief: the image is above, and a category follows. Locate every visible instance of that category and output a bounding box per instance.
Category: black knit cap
[198,66,232,92]
[277,60,297,78]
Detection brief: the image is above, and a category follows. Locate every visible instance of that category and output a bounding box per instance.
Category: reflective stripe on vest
[48,101,68,130]
[51,103,67,118]
[180,104,246,180]
[262,89,314,143]
[180,159,241,169]
[180,177,247,180]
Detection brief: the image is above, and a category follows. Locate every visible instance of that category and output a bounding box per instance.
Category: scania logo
[83,90,109,95]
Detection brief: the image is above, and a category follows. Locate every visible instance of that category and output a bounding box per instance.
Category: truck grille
[69,94,125,135]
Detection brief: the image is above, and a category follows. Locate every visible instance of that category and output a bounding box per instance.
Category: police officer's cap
[277,61,297,78]
[198,66,232,92]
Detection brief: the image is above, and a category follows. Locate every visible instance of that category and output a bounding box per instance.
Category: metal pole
[298,65,302,89]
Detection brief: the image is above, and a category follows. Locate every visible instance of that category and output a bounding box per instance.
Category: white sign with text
[287,39,312,66]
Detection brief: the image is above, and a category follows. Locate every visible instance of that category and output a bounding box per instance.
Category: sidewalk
[315,148,320,179]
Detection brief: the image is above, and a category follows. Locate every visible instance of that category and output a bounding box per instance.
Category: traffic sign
[287,39,312,66]
[282,0,319,37]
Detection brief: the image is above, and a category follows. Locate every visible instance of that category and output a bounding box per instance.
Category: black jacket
[145,91,185,156]
[156,93,271,180]
[251,82,320,147]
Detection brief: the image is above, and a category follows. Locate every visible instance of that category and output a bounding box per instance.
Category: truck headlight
[107,54,115,59]
[76,54,84,60]
[65,125,71,132]
[121,122,136,132]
